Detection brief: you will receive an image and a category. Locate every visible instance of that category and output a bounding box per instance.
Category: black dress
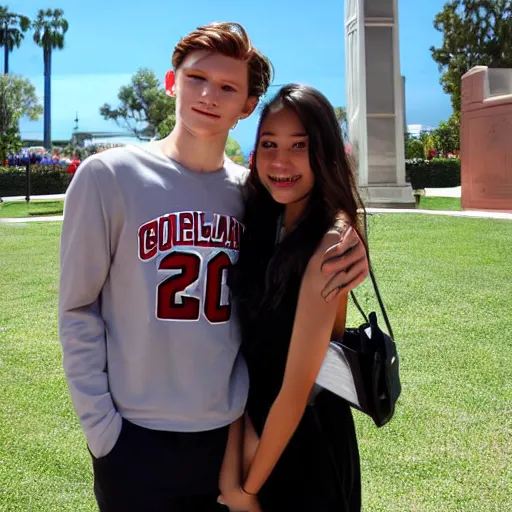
[241,276,362,511]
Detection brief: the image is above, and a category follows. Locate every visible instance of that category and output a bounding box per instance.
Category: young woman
[219,84,365,511]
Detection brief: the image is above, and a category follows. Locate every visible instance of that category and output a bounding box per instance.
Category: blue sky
[15,0,450,153]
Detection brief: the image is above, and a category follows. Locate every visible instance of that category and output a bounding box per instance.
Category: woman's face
[256,106,315,206]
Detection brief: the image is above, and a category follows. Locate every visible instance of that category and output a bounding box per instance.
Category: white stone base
[359,184,416,208]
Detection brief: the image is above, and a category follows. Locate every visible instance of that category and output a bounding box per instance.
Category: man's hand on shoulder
[319,225,369,302]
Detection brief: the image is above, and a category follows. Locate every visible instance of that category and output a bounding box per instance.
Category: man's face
[175,50,257,138]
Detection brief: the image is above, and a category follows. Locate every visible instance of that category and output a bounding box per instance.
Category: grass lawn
[1,215,511,511]
[0,201,64,218]
[419,196,462,211]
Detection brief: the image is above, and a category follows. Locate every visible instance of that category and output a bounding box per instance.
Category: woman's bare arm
[243,413,260,479]
[241,230,349,495]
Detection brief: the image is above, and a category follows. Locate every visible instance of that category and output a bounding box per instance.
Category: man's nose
[200,84,219,107]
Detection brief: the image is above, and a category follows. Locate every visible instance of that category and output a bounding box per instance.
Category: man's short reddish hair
[172,22,273,98]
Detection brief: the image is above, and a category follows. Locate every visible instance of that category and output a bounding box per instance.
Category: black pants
[90,418,230,512]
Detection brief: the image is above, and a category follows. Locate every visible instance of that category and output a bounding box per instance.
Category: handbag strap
[349,210,395,341]
[349,289,369,325]
[350,266,394,340]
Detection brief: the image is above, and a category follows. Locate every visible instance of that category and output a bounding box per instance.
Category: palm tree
[32,8,68,149]
[334,106,349,141]
[0,6,31,74]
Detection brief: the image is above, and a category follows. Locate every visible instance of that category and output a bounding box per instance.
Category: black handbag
[315,265,401,428]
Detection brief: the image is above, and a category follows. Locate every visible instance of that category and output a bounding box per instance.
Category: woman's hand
[218,487,261,511]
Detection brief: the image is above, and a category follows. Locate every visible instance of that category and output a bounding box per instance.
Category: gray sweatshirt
[59,143,249,458]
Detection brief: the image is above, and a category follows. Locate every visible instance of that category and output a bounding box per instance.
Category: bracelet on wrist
[240,485,257,496]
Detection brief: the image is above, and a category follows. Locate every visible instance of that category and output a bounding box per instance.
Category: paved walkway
[0,193,66,203]
[366,207,512,220]
[2,187,511,223]
[1,208,511,224]
[1,215,64,223]
[424,186,461,198]
[1,187,462,203]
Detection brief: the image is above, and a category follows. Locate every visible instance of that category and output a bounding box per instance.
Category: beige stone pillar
[345,0,415,207]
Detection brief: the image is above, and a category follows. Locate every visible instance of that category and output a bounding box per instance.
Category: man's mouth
[192,108,220,119]
[269,175,301,182]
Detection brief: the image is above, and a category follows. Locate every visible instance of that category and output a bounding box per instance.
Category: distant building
[21,130,150,148]
[72,131,151,147]
[407,124,435,137]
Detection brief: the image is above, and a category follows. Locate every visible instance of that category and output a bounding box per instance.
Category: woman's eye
[261,141,276,149]
[222,85,235,92]
[189,75,204,81]
[293,141,306,149]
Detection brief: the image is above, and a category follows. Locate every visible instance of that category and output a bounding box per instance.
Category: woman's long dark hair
[235,84,366,314]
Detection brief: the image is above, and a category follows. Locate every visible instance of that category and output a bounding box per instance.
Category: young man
[59,22,368,512]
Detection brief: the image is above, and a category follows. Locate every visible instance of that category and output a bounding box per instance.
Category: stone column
[402,76,407,136]
[345,0,414,207]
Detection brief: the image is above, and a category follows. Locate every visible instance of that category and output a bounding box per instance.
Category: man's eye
[189,75,205,81]
[222,85,235,92]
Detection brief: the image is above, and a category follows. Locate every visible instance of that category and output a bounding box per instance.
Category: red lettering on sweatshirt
[138,211,243,261]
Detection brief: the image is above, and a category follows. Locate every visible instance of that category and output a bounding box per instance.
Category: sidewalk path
[0,215,64,223]
[1,193,66,203]
[2,186,510,223]
[424,186,461,198]
[1,186,462,204]
[2,208,511,224]
[365,207,512,220]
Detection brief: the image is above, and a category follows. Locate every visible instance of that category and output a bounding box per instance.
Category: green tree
[430,0,512,117]
[334,106,349,140]
[0,6,30,73]
[0,74,43,162]
[418,130,436,159]
[32,8,69,149]
[431,118,460,155]
[225,136,247,166]
[100,68,176,139]
[404,133,424,159]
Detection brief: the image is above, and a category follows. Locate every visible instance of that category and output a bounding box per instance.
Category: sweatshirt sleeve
[58,157,122,458]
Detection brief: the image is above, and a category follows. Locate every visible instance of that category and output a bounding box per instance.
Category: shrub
[0,165,71,197]
[405,158,460,189]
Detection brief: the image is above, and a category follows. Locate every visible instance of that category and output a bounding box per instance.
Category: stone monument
[345,0,415,207]
[461,66,512,212]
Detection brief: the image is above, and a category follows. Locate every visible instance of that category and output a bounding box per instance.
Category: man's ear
[165,70,176,97]
[239,96,259,120]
